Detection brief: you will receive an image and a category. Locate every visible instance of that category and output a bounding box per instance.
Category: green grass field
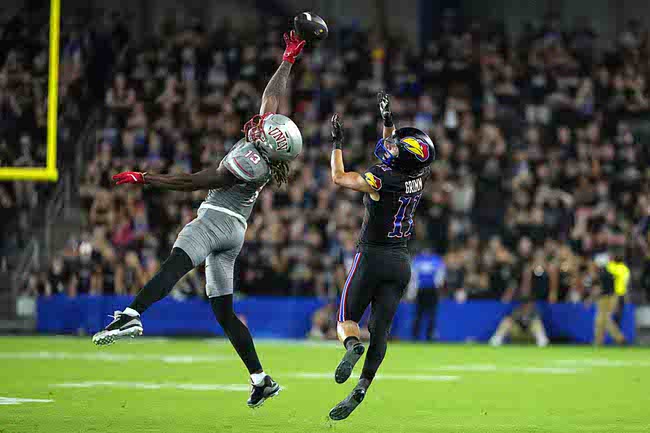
[0,336,648,432]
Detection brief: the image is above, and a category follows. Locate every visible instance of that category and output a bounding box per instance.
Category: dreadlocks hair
[252,141,290,187]
[269,159,290,187]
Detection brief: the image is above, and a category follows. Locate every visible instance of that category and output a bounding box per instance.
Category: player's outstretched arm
[112,165,239,191]
[378,91,395,138]
[330,114,379,199]
[259,30,305,115]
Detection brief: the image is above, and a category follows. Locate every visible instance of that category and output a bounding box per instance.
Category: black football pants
[337,246,411,384]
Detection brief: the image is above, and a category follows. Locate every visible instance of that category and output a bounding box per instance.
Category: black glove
[377,91,394,127]
[331,113,344,150]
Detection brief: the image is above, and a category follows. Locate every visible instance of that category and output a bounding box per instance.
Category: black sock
[210,295,263,374]
[360,326,390,385]
[344,336,360,351]
[129,248,194,314]
[357,378,371,390]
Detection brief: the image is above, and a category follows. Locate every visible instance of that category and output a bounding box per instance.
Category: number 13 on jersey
[244,150,261,164]
[388,193,421,238]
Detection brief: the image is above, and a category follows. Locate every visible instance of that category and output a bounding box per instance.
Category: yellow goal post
[0,0,59,182]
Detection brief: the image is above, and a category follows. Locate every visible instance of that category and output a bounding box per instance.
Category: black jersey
[358,164,431,249]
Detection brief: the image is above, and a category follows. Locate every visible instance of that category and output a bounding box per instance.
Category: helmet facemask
[374,135,400,166]
[243,113,273,142]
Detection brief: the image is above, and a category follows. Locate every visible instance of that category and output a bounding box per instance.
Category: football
[294,12,328,42]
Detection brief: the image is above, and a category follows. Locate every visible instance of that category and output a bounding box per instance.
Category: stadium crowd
[0,7,60,266]
[21,11,650,307]
[0,6,129,271]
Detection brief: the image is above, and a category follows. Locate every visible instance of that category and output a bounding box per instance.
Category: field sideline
[0,336,647,432]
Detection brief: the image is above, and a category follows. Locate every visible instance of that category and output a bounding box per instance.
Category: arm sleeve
[221,147,269,183]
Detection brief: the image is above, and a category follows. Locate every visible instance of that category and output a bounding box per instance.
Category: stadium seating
[10,9,650,319]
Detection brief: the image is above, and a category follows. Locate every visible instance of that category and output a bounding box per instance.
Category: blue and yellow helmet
[374,127,435,174]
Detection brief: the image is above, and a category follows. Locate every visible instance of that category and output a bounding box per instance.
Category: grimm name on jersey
[364,172,382,190]
[405,177,424,194]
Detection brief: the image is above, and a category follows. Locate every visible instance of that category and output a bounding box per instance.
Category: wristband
[383,116,394,128]
[282,54,297,64]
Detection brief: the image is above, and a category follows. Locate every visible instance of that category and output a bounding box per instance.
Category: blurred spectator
[410,249,445,341]
[591,250,628,345]
[489,300,550,347]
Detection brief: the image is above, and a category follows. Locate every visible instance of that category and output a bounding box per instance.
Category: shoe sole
[329,388,366,420]
[92,326,143,346]
[247,386,281,409]
[335,345,365,384]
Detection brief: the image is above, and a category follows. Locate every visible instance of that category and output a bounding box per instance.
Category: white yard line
[287,372,460,381]
[0,351,234,364]
[554,359,650,367]
[204,338,342,348]
[426,365,583,374]
[518,367,583,374]
[0,397,54,405]
[52,382,249,392]
[428,364,498,372]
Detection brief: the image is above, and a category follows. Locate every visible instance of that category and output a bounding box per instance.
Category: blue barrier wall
[37,295,636,344]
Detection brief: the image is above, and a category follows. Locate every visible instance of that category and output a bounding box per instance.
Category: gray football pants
[173,208,246,298]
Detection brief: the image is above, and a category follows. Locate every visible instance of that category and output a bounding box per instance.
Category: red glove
[113,171,147,185]
[282,30,306,64]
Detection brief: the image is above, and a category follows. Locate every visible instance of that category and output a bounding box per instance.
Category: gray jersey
[203,139,271,221]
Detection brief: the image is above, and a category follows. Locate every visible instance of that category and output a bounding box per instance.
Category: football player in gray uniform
[92,31,306,408]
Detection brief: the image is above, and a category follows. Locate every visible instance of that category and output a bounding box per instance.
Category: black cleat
[329,385,366,421]
[92,311,143,346]
[335,343,365,384]
[247,375,280,408]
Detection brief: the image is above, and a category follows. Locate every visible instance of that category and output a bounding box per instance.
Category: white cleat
[92,311,143,346]
[489,335,503,347]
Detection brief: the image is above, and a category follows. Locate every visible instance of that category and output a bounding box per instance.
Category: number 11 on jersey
[388,193,421,238]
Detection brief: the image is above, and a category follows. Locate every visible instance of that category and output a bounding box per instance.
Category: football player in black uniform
[328,93,435,420]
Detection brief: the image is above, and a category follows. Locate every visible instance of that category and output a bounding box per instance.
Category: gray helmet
[243,113,302,162]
